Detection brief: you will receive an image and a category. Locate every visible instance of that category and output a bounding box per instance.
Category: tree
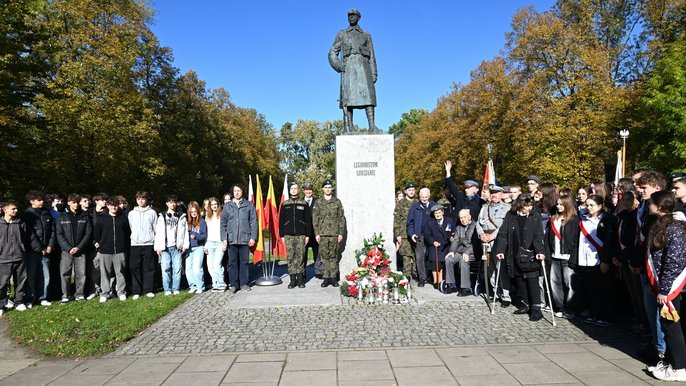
[388,108,428,138]
[279,120,344,189]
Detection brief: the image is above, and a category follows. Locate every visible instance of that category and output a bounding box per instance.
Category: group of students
[394,163,686,382]
[0,184,261,318]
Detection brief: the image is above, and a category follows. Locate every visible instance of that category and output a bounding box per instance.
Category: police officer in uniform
[313,180,346,287]
[394,183,417,277]
[279,182,312,289]
[476,185,511,306]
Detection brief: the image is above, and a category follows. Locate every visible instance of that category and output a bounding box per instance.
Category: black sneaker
[457,288,473,297]
[500,300,511,308]
[514,306,529,315]
[417,280,425,287]
[530,309,543,321]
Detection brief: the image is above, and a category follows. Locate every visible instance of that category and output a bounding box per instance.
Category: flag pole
[255,175,283,286]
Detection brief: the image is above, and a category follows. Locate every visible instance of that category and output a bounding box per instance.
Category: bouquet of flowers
[340,234,410,299]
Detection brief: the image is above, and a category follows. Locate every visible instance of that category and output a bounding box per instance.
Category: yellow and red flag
[251,175,265,263]
[265,175,287,259]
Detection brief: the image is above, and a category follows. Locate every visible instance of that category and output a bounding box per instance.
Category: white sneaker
[86,293,96,300]
[99,296,107,303]
[75,296,85,301]
[146,292,155,298]
[653,364,686,381]
[554,311,563,318]
[15,304,27,312]
[164,291,172,296]
[132,295,140,300]
[0,309,4,317]
[648,360,668,372]
[118,295,126,301]
[61,297,69,303]
[40,300,51,306]
[172,291,180,295]
[5,300,14,309]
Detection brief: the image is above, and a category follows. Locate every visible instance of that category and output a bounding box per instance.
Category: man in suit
[302,183,321,279]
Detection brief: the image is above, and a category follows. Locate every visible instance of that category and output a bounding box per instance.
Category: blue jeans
[185,246,205,291]
[26,252,50,303]
[641,273,666,353]
[161,247,182,292]
[205,241,226,290]
[228,245,249,288]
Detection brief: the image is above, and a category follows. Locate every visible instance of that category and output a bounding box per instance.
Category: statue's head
[348,8,361,25]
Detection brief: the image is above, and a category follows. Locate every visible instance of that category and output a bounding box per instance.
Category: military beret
[430,204,445,213]
[502,185,511,193]
[322,180,333,188]
[527,175,541,184]
[289,181,299,189]
[464,180,480,188]
[405,182,416,189]
[302,182,314,189]
[489,185,504,193]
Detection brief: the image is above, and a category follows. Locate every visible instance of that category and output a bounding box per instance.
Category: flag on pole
[614,150,623,187]
[265,175,287,259]
[251,175,265,263]
[248,175,254,204]
[483,158,496,186]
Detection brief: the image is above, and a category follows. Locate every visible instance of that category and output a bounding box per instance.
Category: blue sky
[149,1,556,132]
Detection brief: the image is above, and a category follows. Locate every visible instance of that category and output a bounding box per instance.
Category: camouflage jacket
[313,196,346,237]
[393,198,416,239]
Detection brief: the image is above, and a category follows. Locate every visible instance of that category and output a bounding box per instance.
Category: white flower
[388,277,395,283]
[361,278,369,287]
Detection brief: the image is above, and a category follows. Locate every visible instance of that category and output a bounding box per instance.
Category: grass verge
[4,292,191,358]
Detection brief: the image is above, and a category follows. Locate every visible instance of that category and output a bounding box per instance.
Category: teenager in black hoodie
[21,191,56,307]
[56,194,93,302]
[93,197,130,302]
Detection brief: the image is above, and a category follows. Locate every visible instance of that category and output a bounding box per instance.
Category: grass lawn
[4,292,191,358]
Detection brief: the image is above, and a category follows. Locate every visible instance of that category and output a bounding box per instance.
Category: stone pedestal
[335,134,396,277]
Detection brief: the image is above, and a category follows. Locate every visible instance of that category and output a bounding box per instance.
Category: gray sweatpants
[98,252,126,296]
[446,253,472,289]
[60,251,86,298]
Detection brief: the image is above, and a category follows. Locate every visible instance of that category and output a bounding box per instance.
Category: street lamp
[620,130,629,177]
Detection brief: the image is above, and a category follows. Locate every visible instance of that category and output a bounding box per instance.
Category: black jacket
[20,207,56,253]
[56,209,93,252]
[445,176,485,222]
[616,209,637,265]
[544,216,580,267]
[0,217,31,263]
[423,217,455,263]
[494,210,545,277]
[279,199,312,236]
[93,212,130,254]
[630,202,659,270]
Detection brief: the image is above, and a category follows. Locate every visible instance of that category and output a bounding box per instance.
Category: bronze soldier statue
[329,8,378,133]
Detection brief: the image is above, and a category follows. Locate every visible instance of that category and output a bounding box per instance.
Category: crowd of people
[3,162,686,381]
[393,161,686,381]
[0,181,347,315]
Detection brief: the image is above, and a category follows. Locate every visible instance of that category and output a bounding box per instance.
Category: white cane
[541,259,557,326]
[492,259,501,315]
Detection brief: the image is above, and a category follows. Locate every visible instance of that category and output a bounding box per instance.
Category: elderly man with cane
[476,185,511,307]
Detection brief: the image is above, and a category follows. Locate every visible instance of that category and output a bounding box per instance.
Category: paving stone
[454,373,521,386]
[579,343,635,360]
[338,350,387,361]
[162,371,225,386]
[486,345,550,364]
[0,359,38,376]
[279,370,337,386]
[234,353,287,363]
[107,362,179,384]
[337,360,394,382]
[225,361,283,383]
[573,370,651,385]
[176,355,235,373]
[69,358,135,375]
[386,349,443,367]
[284,352,336,371]
[443,355,507,377]
[546,352,619,373]
[435,347,489,358]
[503,362,578,385]
[45,373,112,386]
[0,362,75,386]
[394,366,457,386]
[533,343,587,354]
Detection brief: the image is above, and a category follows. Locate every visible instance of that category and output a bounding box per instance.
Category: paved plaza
[0,274,682,385]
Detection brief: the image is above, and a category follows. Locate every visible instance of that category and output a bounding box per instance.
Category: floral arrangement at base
[340,234,411,303]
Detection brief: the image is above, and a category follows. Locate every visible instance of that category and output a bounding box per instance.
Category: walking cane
[492,258,501,315]
[482,243,492,311]
[434,245,440,291]
[541,259,557,326]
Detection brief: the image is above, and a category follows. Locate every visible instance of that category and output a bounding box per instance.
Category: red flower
[348,286,359,296]
[382,259,388,265]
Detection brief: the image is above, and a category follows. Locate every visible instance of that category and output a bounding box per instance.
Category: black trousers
[515,274,541,308]
[129,245,156,295]
[662,295,686,370]
[577,265,609,320]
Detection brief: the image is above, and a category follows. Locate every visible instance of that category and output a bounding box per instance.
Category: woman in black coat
[423,204,455,290]
[494,194,547,321]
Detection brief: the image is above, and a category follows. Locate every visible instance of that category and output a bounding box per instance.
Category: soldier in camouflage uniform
[312,180,346,288]
[279,182,312,289]
[394,183,417,277]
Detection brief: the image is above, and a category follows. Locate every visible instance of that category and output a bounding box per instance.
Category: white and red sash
[551,218,562,241]
[579,218,604,255]
[646,238,686,322]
